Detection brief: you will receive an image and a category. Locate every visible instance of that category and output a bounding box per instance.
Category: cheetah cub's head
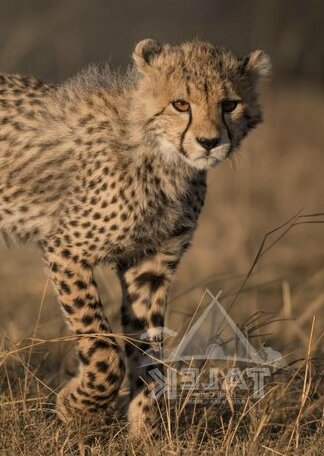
[133,39,270,170]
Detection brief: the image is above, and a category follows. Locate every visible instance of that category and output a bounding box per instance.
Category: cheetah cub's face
[133,39,270,170]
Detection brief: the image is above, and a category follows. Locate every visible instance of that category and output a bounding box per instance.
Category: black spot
[86,230,93,239]
[78,351,90,365]
[106,372,120,384]
[150,312,164,327]
[92,394,110,402]
[87,339,110,357]
[87,371,96,381]
[75,280,88,290]
[81,399,95,406]
[60,281,71,294]
[51,262,59,273]
[96,361,109,372]
[99,322,109,332]
[80,259,92,270]
[73,297,85,308]
[93,339,110,349]
[61,248,71,258]
[76,387,90,397]
[96,384,106,393]
[64,268,75,278]
[61,303,74,314]
[81,314,94,326]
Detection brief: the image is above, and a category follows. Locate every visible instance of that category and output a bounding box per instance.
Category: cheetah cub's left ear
[242,50,271,80]
[133,39,164,73]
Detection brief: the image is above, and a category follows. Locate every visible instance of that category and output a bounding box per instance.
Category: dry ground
[0,86,324,455]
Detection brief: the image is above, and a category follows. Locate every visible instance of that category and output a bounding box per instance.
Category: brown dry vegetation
[0,85,323,455]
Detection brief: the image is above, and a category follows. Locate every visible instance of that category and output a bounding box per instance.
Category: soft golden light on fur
[0,39,272,439]
[131,39,271,170]
[172,99,191,112]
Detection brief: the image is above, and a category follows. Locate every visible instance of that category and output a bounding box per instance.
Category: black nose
[196,136,221,151]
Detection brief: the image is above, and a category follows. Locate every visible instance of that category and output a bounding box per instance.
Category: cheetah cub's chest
[67,163,207,261]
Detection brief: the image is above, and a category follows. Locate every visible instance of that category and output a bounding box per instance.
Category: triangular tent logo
[140,289,285,368]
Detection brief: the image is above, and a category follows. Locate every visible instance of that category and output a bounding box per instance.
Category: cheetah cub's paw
[56,378,88,422]
[56,377,103,422]
[128,389,161,440]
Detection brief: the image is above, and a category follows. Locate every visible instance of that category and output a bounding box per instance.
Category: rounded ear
[241,50,271,79]
[133,39,163,73]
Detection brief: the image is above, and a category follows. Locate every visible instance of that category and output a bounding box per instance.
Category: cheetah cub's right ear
[133,39,164,73]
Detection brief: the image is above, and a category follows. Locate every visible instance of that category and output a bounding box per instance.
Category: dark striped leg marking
[118,246,183,437]
[43,243,125,421]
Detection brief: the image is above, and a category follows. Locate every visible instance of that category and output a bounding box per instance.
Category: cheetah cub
[0,39,270,437]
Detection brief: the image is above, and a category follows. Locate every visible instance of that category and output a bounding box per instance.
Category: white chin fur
[189,156,220,170]
[187,144,231,170]
[157,138,230,170]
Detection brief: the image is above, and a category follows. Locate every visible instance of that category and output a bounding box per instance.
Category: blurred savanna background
[0,1,324,454]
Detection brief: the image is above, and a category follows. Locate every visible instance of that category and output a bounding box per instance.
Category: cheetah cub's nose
[196,136,221,151]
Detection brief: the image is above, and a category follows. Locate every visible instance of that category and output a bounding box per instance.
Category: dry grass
[1,86,324,455]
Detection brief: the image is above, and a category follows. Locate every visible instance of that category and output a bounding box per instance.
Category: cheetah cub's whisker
[0,39,270,438]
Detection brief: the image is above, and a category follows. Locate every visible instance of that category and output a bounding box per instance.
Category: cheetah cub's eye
[222,100,239,113]
[172,99,191,113]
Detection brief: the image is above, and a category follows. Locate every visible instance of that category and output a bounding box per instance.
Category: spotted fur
[0,39,270,437]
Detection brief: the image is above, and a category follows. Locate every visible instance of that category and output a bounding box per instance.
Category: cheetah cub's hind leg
[42,239,125,421]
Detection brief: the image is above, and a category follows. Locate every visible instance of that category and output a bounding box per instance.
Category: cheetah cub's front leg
[118,234,190,438]
[43,240,125,421]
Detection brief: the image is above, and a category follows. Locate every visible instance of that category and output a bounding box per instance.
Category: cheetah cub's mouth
[133,39,271,171]
[157,135,231,171]
[189,135,232,170]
